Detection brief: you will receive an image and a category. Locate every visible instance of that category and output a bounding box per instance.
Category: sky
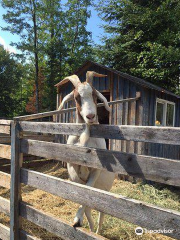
[0,2,105,54]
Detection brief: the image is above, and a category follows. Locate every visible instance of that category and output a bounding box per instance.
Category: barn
[55,60,180,160]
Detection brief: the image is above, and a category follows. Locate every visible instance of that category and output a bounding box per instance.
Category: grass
[0,161,179,240]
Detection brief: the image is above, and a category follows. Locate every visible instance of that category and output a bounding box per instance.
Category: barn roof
[57,60,180,99]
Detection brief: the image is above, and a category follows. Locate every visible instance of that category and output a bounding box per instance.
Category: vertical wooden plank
[121,79,129,153]
[117,77,124,151]
[113,74,118,150]
[10,121,23,240]
[135,88,143,154]
[147,90,156,156]
[128,83,136,153]
[115,76,120,150]
[109,72,113,150]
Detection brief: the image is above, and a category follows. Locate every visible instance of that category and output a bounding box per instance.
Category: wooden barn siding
[56,63,180,159]
[110,73,146,155]
[143,89,180,160]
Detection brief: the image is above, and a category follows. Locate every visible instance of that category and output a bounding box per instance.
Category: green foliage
[0,45,28,118]
[39,0,94,110]
[1,0,95,113]
[97,0,180,93]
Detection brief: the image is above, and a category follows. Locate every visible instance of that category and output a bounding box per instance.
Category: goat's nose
[86,114,95,120]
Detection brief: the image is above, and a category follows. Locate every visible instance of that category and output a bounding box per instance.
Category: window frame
[155,98,175,127]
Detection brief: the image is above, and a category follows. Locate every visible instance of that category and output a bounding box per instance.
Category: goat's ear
[95,90,111,112]
[58,91,74,110]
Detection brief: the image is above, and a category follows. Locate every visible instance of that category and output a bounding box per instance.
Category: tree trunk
[31,0,39,113]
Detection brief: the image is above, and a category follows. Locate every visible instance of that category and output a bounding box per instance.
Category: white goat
[56,72,115,234]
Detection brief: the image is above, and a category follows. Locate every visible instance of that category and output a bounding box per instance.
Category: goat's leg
[73,169,101,228]
[85,207,94,232]
[96,212,105,234]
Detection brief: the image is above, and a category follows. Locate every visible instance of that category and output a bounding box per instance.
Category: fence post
[10,120,23,240]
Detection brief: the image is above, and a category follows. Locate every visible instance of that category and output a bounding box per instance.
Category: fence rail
[0,119,180,239]
[21,139,180,186]
[20,168,180,239]
[0,121,41,240]
[19,122,180,145]
[0,197,41,240]
[0,144,11,159]
[14,94,140,121]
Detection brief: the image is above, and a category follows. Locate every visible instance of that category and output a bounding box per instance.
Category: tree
[0,45,25,118]
[26,67,45,113]
[97,0,180,93]
[38,0,94,110]
[1,0,41,112]
[1,0,95,112]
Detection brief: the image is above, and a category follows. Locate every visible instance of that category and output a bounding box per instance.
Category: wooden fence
[0,119,180,239]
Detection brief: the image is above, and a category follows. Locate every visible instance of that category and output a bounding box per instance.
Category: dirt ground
[0,161,179,240]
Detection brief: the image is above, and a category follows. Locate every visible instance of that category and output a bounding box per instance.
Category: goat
[56,72,115,234]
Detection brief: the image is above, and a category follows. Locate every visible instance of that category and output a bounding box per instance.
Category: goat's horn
[86,71,107,85]
[54,75,81,88]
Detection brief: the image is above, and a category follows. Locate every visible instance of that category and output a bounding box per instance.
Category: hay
[0,161,178,240]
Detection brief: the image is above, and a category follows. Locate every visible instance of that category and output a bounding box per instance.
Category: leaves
[97,0,180,93]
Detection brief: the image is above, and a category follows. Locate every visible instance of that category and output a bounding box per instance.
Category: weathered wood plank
[0,223,10,240]
[135,90,143,154]
[0,120,12,125]
[0,171,11,188]
[0,125,10,134]
[19,122,180,145]
[0,197,41,240]
[22,134,54,142]
[0,144,11,159]
[21,139,180,186]
[0,196,10,216]
[10,121,23,240]
[21,168,180,240]
[20,230,42,240]
[15,96,140,121]
[20,201,107,240]
[0,224,42,240]
[0,136,11,144]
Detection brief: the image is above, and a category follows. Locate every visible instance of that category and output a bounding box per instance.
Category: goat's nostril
[86,114,95,120]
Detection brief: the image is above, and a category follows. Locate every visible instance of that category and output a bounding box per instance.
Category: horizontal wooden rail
[21,168,180,240]
[0,120,12,125]
[0,197,41,240]
[0,171,11,188]
[14,95,140,121]
[0,196,105,240]
[21,139,180,186]
[0,224,42,240]
[0,134,54,143]
[0,125,10,134]
[20,201,106,240]
[0,144,11,160]
[20,122,180,145]
[0,196,10,216]
[0,136,11,144]
[0,223,10,240]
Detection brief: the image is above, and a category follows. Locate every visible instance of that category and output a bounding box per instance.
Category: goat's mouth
[86,120,95,125]
[86,119,96,125]
[85,114,96,124]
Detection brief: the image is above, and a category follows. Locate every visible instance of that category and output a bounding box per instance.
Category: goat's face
[74,83,97,124]
[56,72,111,125]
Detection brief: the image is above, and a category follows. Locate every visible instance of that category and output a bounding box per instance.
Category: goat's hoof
[73,217,83,228]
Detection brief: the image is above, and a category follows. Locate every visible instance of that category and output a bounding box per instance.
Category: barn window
[155,98,175,126]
